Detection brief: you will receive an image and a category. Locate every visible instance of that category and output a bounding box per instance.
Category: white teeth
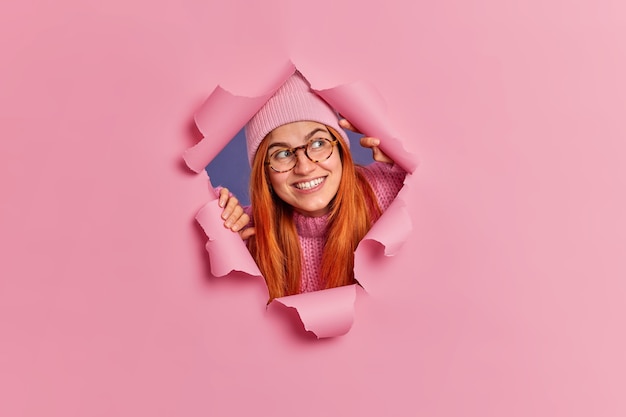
[294,177,324,190]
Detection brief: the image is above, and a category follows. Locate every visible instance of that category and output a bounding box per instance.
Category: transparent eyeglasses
[266,137,338,173]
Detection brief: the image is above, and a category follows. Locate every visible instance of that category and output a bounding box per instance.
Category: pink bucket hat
[244,71,350,166]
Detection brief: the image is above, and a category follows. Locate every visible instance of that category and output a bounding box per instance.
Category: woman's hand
[218,188,256,240]
[339,118,394,164]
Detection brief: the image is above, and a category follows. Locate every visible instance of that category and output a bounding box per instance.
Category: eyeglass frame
[265,136,339,173]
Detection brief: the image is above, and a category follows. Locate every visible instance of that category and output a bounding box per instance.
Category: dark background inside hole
[205,128,374,206]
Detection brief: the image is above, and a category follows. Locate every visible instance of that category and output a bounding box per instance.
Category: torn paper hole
[186,61,418,338]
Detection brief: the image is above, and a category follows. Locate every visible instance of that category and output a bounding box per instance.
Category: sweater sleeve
[357,162,407,211]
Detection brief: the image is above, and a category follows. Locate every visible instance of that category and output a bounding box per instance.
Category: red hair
[247,127,382,301]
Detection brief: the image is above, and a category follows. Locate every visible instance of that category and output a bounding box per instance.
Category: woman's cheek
[268,172,290,200]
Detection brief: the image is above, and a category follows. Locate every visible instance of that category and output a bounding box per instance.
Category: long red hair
[247,127,382,300]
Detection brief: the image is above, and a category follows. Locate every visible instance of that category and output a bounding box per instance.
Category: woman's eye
[310,139,326,149]
[274,150,293,160]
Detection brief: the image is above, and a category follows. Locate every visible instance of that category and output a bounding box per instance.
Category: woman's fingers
[360,136,393,164]
[223,204,243,229]
[229,211,249,232]
[218,188,249,232]
[221,195,239,222]
[218,187,230,208]
[239,227,256,240]
[339,118,361,134]
[342,118,394,164]
[217,187,252,239]
[360,136,380,148]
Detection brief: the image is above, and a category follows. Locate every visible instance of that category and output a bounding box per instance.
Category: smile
[293,177,325,190]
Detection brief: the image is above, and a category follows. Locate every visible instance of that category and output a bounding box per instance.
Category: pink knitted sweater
[295,162,406,292]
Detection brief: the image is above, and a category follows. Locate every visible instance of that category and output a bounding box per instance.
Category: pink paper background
[2,1,626,416]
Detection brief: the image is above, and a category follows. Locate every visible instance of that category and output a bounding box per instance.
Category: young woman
[218,71,406,300]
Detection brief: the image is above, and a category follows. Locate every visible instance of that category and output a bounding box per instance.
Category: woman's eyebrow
[304,128,329,141]
[268,142,290,150]
[268,128,330,150]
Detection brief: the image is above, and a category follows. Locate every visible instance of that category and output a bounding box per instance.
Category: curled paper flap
[354,183,413,291]
[195,197,262,278]
[184,61,296,173]
[313,81,418,174]
[360,181,412,257]
[272,285,358,338]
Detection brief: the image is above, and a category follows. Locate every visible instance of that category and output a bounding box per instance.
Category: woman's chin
[292,200,331,217]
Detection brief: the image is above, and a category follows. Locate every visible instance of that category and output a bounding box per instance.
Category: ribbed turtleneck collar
[293,211,329,238]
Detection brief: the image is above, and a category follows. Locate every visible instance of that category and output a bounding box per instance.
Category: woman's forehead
[266,121,330,145]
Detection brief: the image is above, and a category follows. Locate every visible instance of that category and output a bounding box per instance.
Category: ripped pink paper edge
[187,61,418,338]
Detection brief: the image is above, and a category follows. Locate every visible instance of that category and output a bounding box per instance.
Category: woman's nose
[292,149,315,175]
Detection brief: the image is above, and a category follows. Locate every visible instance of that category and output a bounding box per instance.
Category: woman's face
[265,121,343,217]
